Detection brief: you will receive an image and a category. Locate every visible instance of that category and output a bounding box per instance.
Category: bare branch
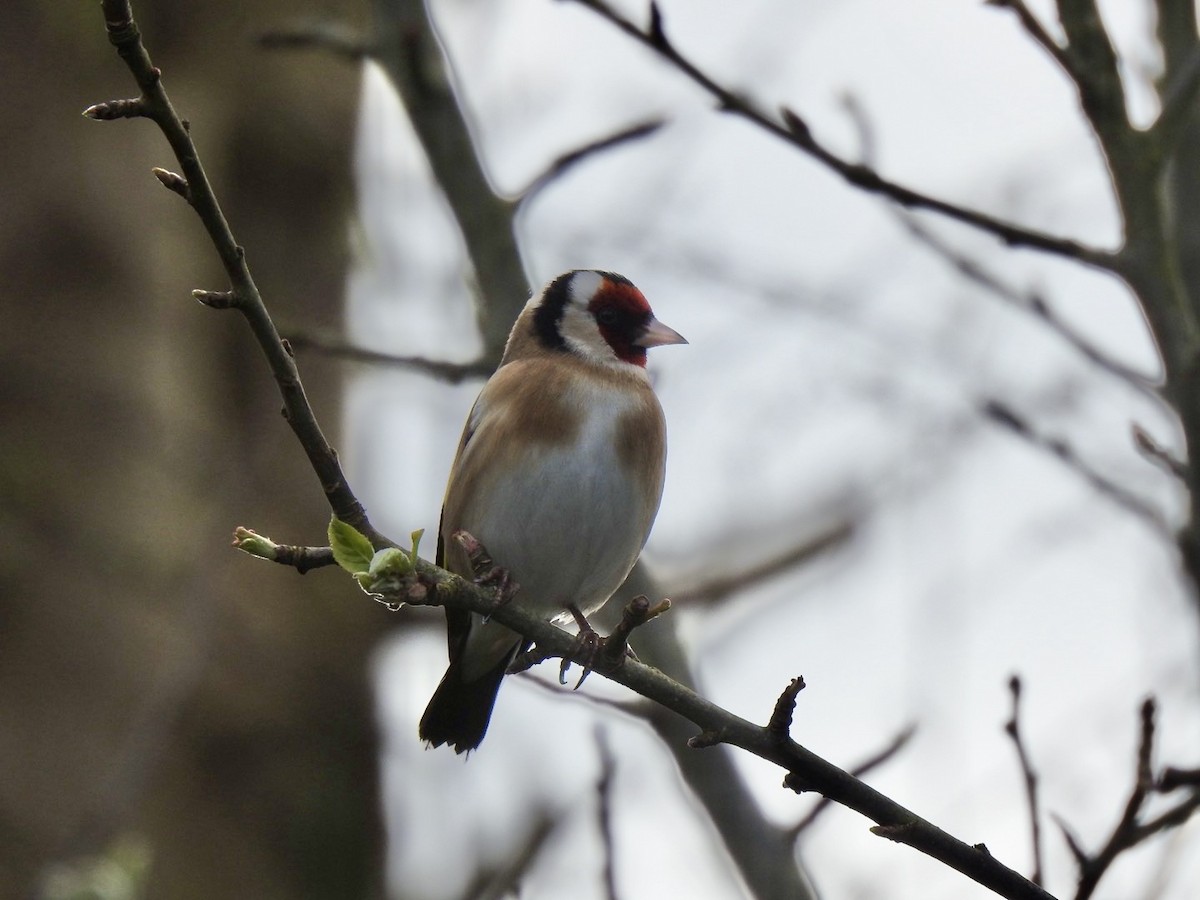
[1070,698,1157,900]
[674,520,855,607]
[462,813,558,900]
[767,677,806,741]
[894,212,1157,396]
[281,327,493,383]
[598,595,671,667]
[231,529,338,574]
[594,727,620,900]
[985,0,1075,76]
[568,0,1117,271]
[371,0,529,363]
[517,119,667,205]
[91,0,387,549]
[981,399,1171,533]
[377,541,1057,900]
[1132,423,1189,480]
[789,724,916,838]
[1160,766,1200,791]
[1004,676,1045,887]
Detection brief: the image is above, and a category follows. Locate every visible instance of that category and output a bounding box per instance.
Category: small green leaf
[328,516,375,574]
[410,528,425,560]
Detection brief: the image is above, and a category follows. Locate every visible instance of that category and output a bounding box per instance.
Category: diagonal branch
[568,0,1117,271]
[90,0,387,549]
[896,212,1157,395]
[399,554,1056,900]
[673,519,855,607]
[981,399,1170,533]
[516,119,667,205]
[986,1,1075,77]
[788,724,917,838]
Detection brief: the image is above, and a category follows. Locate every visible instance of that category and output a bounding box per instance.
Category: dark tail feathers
[418,655,509,754]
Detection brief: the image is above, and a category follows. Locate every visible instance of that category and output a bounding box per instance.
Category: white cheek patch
[568,270,604,306]
[560,305,616,364]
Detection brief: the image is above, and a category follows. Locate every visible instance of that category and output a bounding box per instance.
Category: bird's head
[520,269,686,369]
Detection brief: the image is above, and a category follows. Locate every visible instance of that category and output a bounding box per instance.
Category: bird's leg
[560,603,601,689]
[558,596,670,687]
[453,530,520,618]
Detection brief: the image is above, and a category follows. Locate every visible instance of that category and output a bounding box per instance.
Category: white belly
[459,405,648,621]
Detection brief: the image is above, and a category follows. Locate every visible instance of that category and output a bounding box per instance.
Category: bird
[418,269,686,753]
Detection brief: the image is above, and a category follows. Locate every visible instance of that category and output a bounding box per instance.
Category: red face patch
[589,279,653,367]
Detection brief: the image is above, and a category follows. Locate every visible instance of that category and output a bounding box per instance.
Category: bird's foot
[476,565,520,619]
[556,596,670,688]
[453,530,520,620]
[560,604,603,689]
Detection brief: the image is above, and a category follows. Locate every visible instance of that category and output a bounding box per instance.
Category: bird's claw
[476,565,519,622]
[560,604,603,689]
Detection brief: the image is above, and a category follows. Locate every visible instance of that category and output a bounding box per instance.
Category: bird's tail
[418,653,511,754]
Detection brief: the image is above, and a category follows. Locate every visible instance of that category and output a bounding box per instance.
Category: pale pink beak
[635,316,688,348]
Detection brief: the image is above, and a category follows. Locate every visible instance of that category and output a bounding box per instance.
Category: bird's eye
[595,307,619,327]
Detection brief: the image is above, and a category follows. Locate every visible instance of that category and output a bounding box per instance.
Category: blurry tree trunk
[0,3,384,897]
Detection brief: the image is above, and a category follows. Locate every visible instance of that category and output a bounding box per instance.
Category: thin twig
[569,0,1116,272]
[463,813,558,900]
[985,0,1075,77]
[768,677,806,742]
[674,520,855,607]
[269,543,337,574]
[599,595,671,666]
[1132,423,1189,480]
[519,671,646,715]
[981,399,1170,534]
[1004,676,1045,887]
[1071,698,1157,900]
[282,327,493,383]
[517,119,667,204]
[594,726,620,900]
[837,84,1155,400]
[895,212,1157,396]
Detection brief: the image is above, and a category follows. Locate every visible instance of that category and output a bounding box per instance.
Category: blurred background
[3,1,1199,899]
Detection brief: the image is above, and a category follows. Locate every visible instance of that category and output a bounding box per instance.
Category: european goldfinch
[419,270,686,753]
